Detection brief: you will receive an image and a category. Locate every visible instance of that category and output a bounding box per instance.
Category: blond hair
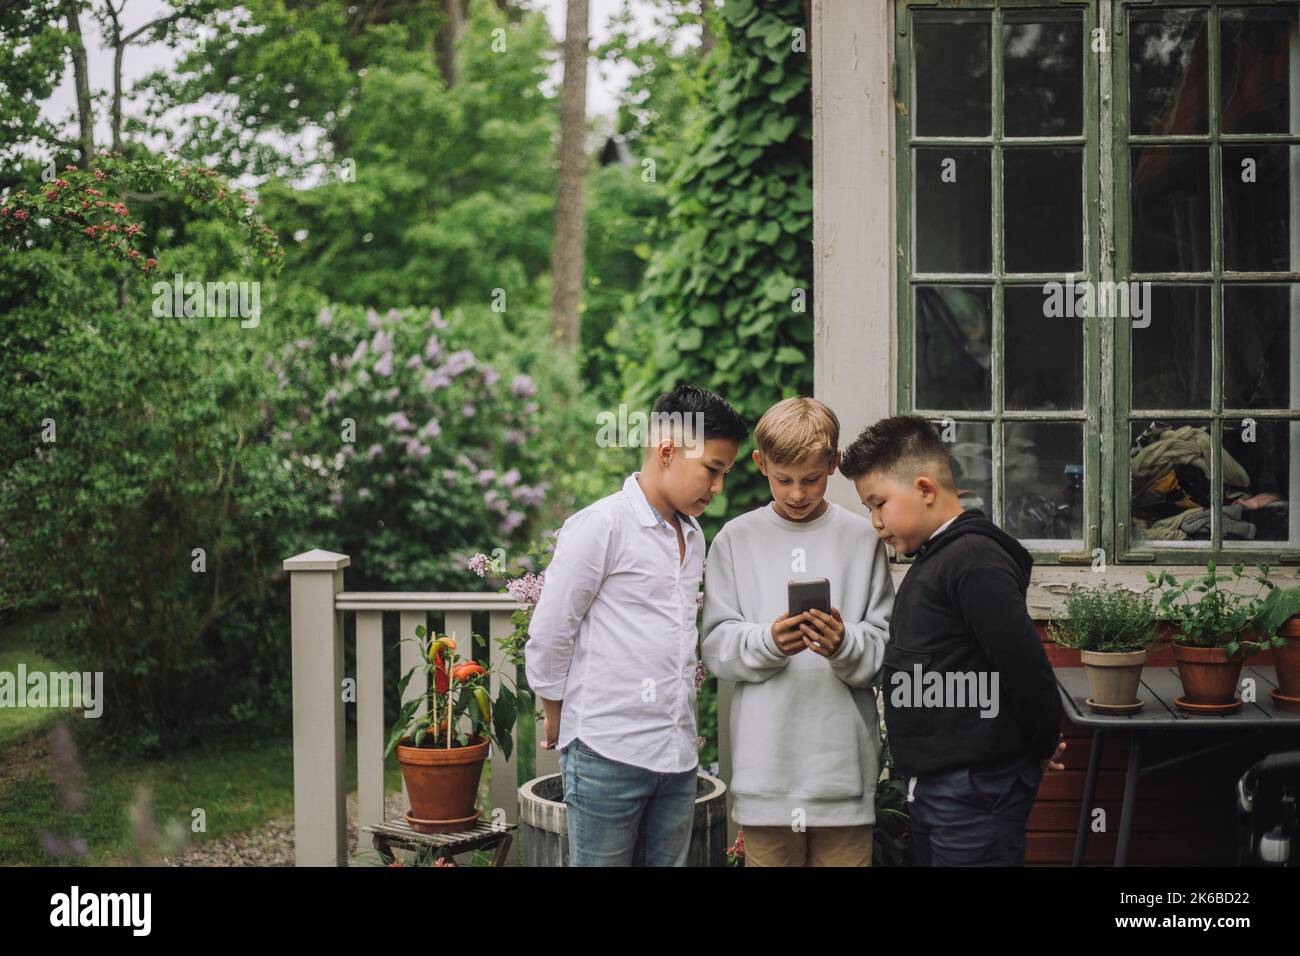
[754,397,840,466]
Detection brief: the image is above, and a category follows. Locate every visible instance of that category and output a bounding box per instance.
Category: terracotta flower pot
[396,735,489,834]
[1171,643,1243,706]
[1274,616,1300,706]
[1080,649,1147,708]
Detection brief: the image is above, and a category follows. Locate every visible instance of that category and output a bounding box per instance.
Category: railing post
[285,549,350,867]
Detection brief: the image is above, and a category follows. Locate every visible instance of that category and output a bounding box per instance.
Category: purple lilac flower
[419,418,442,440]
[421,369,452,392]
[348,340,368,366]
[476,469,497,487]
[523,401,539,416]
[366,308,381,329]
[329,492,343,509]
[324,387,339,404]
[501,468,521,487]
[462,403,476,418]
[482,365,501,387]
[294,337,312,350]
[318,307,333,328]
[511,374,537,398]
[404,439,431,461]
[442,468,458,482]
[405,354,423,370]
[371,329,394,354]
[341,444,355,460]
[425,335,442,362]
[367,443,384,459]
[373,351,393,377]
[512,482,549,508]
[501,511,525,535]
[503,429,525,446]
[356,370,371,387]
[430,307,448,329]
[506,571,545,608]
[382,387,400,402]
[386,308,400,322]
[386,411,414,433]
[443,350,476,377]
[358,487,372,500]
[468,553,491,577]
[384,473,397,487]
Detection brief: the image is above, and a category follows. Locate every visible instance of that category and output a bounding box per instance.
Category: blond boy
[701,397,894,866]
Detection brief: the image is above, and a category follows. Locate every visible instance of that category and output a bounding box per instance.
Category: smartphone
[788,578,831,617]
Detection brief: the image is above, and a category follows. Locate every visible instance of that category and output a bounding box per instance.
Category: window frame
[893,0,1300,566]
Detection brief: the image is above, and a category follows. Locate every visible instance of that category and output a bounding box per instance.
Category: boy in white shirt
[702,397,894,867]
[525,384,747,866]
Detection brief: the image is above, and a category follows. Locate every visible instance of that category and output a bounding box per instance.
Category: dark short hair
[651,383,748,444]
[838,415,956,490]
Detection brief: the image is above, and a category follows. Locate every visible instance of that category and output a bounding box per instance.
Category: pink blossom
[419,418,442,439]
[405,354,423,370]
[462,403,476,418]
[501,468,521,488]
[476,469,497,487]
[468,553,491,577]
[318,307,333,328]
[366,308,380,328]
[367,443,384,458]
[511,374,537,398]
[373,352,393,376]
[482,365,501,387]
[430,307,448,329]
[386,411,414,433]
[506,571,545,608]
[503,429,525,446]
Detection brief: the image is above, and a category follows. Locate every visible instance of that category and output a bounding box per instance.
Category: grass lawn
[0,611,414,866]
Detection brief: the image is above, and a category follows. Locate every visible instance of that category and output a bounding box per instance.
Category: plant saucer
[1086,697,1144,715]
[1268,688,1300,714]
[1173,695,1242,715]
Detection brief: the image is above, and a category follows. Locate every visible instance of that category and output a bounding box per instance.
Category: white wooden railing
[284,548,560,866]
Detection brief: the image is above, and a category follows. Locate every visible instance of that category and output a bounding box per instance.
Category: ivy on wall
[635,0,813,532]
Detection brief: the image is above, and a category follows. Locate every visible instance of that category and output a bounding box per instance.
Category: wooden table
[362,818,516,867]
[1055,665,1300,867]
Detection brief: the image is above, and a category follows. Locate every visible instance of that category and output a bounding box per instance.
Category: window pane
[1129,8,1208,135]
[914,286,991,411]
[1220,6,1300,134]
[1130,419,1214,547]
[1222,418,1300,549]
[914,148,992,273]
[1002,12,1084,137]
[914,13,991,136]
[932,419,993,516]
[1222,145,1297,273]
[1004,147,1083,273]
[1224,284,1299,410]
[1004,285,1083,410]
[1131,146,1211,273]
[1131,284,1211,409]
[1004,422,1085,544]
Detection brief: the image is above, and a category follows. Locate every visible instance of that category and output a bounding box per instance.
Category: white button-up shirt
[524,472,704,773]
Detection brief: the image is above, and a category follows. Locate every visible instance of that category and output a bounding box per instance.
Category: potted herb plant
[1147,563,1287,714]
[1253,583,1300,712]
[386,625,519,833]
[1048,584,1158,713]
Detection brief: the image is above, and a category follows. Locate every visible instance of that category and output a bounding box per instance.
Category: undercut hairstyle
[754,397,840,467]
[650,383,748,445]
[838,415,957,491]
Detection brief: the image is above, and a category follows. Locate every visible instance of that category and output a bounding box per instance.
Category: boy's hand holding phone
[770,612,810,656]
[800,607,845,656]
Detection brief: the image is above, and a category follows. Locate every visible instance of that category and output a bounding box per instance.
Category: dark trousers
[907,754,1044,866]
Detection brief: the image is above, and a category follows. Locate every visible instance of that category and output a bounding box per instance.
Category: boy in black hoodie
[839,416,1066,866]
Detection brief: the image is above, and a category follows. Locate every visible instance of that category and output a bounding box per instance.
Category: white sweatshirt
[701,501,895,826]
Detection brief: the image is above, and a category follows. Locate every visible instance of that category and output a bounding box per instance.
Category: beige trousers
[743,824,874,867]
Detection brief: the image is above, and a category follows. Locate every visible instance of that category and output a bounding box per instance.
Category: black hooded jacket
[882,508,1062,778]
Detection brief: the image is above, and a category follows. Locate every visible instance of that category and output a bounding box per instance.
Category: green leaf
[677,326,703,351]
[775,346,804,363]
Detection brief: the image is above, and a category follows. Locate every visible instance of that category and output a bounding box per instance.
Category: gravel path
[157,791,409,867]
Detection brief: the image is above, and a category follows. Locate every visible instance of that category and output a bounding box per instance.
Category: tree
[549,0,589,349]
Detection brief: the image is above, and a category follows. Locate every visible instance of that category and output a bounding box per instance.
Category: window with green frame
[895,0,1300,565]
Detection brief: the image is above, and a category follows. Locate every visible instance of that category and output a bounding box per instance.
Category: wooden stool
[362,818,516,867]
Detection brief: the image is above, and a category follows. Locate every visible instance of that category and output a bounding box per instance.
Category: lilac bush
[270,304,562,591]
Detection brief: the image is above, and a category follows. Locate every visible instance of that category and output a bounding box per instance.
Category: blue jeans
[908,754,1044,866]
[559,737,697,867]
